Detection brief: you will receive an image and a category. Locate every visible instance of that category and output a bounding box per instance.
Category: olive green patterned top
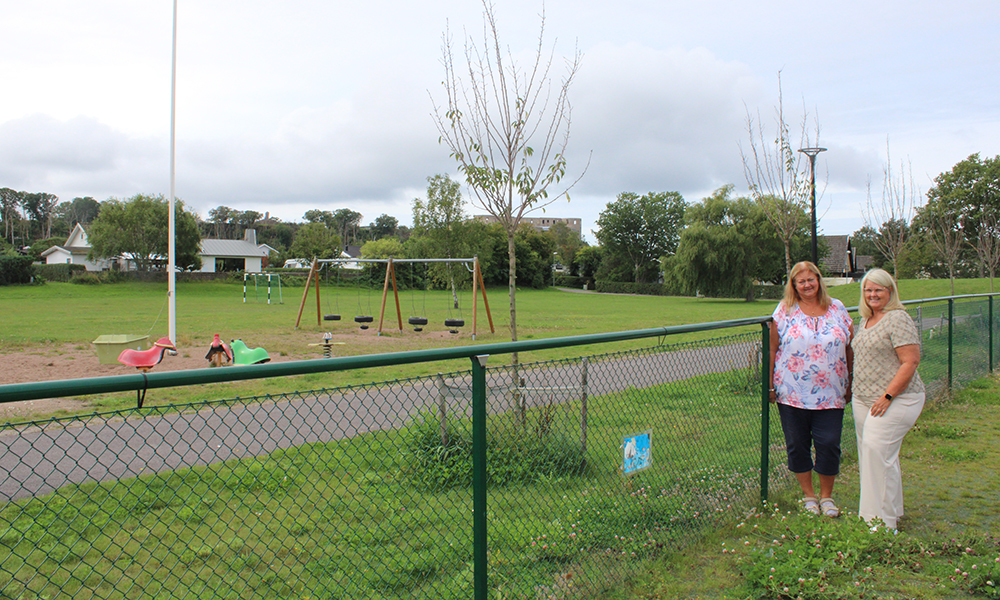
[851,308,925,401]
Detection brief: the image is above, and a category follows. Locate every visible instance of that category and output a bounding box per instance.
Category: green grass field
[1,277,996,413]
[1,277,998,599]
[1,276,993,351]
[624,373,1000,600]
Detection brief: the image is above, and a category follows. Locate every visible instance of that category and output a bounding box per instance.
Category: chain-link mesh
[0,297,995,599]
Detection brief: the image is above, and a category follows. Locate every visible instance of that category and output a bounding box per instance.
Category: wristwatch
[884,393,893,401]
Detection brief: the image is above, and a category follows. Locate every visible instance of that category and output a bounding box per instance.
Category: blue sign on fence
[622,430,652,475]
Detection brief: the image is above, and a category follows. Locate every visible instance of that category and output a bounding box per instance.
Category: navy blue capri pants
[776,403,844,476]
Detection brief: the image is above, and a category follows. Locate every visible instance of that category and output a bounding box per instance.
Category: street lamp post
[552,252,558,287]
[798,147,827,266]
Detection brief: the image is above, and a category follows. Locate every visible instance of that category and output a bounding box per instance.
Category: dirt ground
[0,327,476,421]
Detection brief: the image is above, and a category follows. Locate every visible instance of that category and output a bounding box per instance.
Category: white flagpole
[167,0,178,346]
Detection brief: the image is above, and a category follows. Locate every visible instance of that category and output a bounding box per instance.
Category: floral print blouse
[772,299,852,410]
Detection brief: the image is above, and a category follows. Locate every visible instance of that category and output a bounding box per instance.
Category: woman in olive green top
[851,269,924,530]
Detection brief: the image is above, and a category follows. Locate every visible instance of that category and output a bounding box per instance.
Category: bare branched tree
[973,210,1000,292]
[740,73,818,275]
[925,205,966,295]
[431,0,586,347]
[864,142,918,279]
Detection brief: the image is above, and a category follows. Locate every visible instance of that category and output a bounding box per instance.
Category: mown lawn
[621,373,1000,600]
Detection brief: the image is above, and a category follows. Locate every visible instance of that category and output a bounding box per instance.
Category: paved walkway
[0,339,758,502]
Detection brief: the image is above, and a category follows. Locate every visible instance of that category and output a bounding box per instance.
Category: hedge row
[0,256,35,285]
[593,280,785,301]
[35,263,86,282]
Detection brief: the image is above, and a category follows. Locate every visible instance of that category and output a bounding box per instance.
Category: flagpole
[167,0,178,346]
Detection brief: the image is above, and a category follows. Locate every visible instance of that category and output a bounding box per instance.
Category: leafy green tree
[20,192,59,240]
[547,221,586,276]
[88,193,202,271]
[1,188,23,244]
[360,237,404,286]
[671,186,794,300]
[850,225,885,269]
[28,237,65,261]
[68,197,100,227]
[331,209,363,246]
[289,222,342,261]
[369,214,398,240]
[412,174,469,305]
[596,191,686,283]
[925,153,1000,278]
[303,209,334,228]
[432,0,584,344]
[574,245,603,282]
[208,206,236,238]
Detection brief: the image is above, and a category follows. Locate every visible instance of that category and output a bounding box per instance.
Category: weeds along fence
[0,294,997,600]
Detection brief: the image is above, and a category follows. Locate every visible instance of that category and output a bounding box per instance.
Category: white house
[198,229,269,273]
[41,223,112,271]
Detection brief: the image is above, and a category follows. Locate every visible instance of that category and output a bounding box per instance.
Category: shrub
[35,263,87,282]
[0,255,35,285]
[71,272,103,285]
[401,411,588,491]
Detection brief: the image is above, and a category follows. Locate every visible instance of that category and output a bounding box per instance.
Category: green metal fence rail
[0,294,996,599]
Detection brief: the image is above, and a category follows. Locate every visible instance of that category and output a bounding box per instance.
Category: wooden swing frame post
[294,257,495,338]
[294,258,322,330]
[377,258,404,335]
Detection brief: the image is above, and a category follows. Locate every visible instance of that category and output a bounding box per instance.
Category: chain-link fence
[0,295,996,599]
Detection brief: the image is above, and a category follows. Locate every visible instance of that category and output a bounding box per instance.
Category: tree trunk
[508,232,518,344]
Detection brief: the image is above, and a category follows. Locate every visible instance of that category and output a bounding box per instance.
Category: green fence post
[990,296,995,373]
[472,355,489,600]
[948,299,954,390]
[759,321,771,503]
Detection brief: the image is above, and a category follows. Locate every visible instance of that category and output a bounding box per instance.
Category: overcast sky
[2,0,998,243]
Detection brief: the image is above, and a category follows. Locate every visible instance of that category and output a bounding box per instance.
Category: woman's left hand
[870,396,891,417]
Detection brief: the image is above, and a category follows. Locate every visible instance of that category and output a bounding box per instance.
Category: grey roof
[200,239,268,258]
[820,235,851,275]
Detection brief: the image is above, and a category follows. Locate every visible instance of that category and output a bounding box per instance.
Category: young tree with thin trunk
[864,143,917,279]
[972,210,1000,292]
[920,201,966,295]
[741,73,817,276]
[431,0,586,347]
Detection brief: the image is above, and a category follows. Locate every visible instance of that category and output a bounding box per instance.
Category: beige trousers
[852,391,924,529]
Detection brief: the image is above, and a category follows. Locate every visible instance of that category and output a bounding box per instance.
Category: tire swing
[407,262,429,332]
[323,263,342,322]
[444,317,465,334]
[443,261,465,334]
[355,262,374,330]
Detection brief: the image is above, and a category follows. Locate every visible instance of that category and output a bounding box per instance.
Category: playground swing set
[294,257,495,339]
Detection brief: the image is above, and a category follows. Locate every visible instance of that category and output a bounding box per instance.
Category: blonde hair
[858,268,905,318]
[781,261,831,311]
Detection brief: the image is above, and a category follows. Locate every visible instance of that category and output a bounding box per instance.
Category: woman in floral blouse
[769,261,854,518]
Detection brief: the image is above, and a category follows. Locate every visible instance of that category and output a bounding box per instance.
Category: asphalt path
[0,339,759,502]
